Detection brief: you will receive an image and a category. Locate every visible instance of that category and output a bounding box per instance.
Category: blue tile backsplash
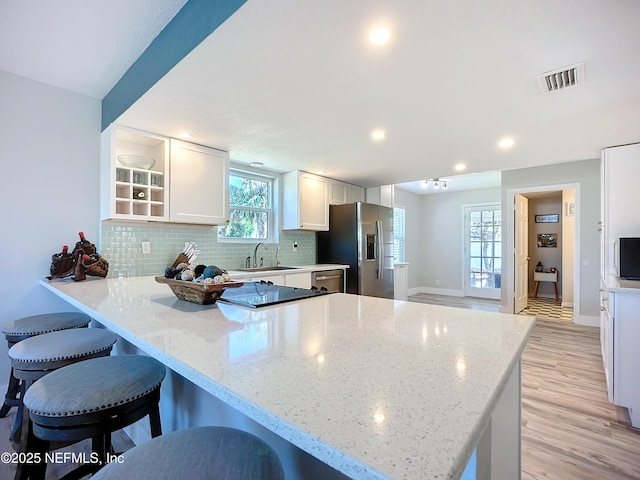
[99,221,316,277]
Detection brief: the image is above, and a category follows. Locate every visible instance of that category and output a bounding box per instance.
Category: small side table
[533,271,558,300]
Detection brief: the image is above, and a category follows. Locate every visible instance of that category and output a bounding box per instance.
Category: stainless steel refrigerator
[317,202,394,298]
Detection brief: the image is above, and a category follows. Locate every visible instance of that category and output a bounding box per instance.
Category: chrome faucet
[253,242,267,268]
[275,246,281,266]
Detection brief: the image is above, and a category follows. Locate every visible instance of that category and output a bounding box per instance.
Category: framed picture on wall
[537,233,558,247]
[535,214,559,223]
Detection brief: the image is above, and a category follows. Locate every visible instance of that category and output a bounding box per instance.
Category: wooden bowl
[155,276,243,305]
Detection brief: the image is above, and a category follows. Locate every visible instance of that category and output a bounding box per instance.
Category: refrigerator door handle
[376,220,383,280]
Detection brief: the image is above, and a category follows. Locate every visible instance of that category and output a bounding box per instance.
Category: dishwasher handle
[314,274,342,281]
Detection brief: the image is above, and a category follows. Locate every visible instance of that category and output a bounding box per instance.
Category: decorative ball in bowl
[117,154,156,170]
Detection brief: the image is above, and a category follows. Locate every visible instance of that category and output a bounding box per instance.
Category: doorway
[503,183,580,322]
[463,203,502,300]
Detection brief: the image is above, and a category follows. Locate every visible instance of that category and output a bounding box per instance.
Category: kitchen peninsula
[41,276,534,479]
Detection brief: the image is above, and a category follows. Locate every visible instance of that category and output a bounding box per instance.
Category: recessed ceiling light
[454,163,467,172]
[177,132,193,139]
[369,28,390,45]
[371,129,386,141]
[250,161,264,168]
[498,137,515,149]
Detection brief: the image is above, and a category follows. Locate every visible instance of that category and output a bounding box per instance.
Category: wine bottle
[49,245,74,277]
[73,252,87,282]
[73,231,97,256]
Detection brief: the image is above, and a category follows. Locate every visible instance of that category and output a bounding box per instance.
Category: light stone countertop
[41,276,534,480]
[603,274,640,293]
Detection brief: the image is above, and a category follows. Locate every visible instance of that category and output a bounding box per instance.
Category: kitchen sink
[236,266,299,272]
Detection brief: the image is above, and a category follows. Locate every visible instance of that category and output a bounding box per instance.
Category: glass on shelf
[150,174,163,187]
[116,168,129,182]
[132,171,148,185]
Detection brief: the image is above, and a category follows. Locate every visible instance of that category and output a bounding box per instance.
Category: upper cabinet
[282,171,329,230]
[328,179,365,205]
[101,125,229,225]
[601,143,640,275]
[169,139,229,225]
[101,125,169,221]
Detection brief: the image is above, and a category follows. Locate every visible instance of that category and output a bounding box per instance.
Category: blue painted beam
[101,0,248,130]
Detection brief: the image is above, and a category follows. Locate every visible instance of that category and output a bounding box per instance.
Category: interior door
[514,194,529,313]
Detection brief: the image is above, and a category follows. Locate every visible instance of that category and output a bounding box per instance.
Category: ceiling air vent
[537,62,585,94]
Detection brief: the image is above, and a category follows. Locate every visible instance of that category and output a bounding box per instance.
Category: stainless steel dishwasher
[311,269,345,293]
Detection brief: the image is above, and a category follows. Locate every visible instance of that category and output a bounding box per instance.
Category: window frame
[393,205,406,263]
[217,168,277,244]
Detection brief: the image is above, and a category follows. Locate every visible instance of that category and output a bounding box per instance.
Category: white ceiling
[3,1,640,189]
[0,0,188,99]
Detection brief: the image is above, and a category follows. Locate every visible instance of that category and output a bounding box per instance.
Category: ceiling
[3,1,640,190]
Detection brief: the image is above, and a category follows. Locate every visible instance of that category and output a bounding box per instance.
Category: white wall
[501,159,600,321]
[419,187,502,294]
[0,70,101,379]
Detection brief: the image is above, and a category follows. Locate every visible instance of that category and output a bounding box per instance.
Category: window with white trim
[218,170,274,242]
[393,206,406,262]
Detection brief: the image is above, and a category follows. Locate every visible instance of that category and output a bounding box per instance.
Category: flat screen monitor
[619,237,640,280]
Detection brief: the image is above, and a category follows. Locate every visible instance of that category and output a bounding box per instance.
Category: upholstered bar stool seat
[0,312,91,418]
[8,328,117,447]
[22,355,166,480]
[92,426,285,480]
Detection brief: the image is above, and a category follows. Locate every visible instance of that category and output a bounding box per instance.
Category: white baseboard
[575,315,599,327]
[561,301,574,308]
[410,286,464,297]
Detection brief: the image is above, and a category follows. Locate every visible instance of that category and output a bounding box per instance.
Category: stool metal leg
[0,367,21,418]
[149,405,162,438]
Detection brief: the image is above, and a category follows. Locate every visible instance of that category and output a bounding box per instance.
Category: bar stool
[8,328,118,447]
[0,312,91,418]
[91,426,285,480]
[22,355,166,480]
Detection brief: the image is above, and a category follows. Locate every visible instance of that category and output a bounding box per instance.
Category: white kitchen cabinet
[282,171,329,231]
[365,184,394,208]
[101,125,169,221]
[101,126,229,225]
[394,263,409,300]
[169,139,229,225]
[329,181,347,205]
[601,143,640,275]
[347,183,365,203]
[600,277,640,427]
[599,281,613,397]
[250,274,285,285]
[284,272,312,289]
[329,179,365,205]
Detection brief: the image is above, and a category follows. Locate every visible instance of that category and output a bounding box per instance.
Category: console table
[533,271,558,300]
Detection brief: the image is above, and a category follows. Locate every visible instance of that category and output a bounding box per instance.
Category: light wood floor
[410,293,640,480]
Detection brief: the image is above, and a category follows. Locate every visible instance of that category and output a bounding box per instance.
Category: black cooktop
[218,281,333,308]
